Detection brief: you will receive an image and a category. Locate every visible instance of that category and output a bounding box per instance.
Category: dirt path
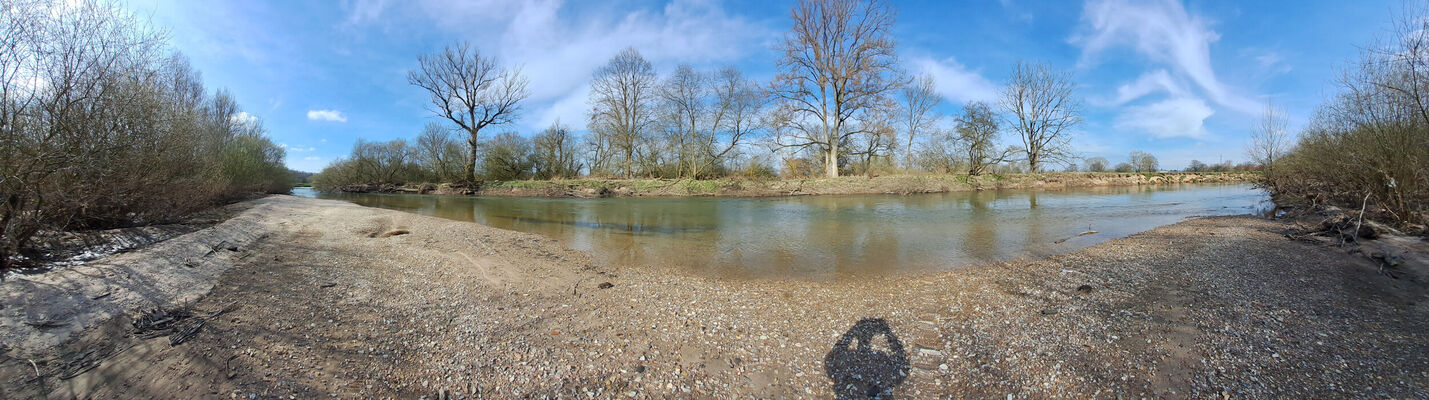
[1,195,1424,399]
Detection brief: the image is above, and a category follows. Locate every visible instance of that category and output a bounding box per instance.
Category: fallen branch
[1352,192,1371,243]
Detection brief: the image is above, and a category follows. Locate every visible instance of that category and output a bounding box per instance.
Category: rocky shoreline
[327,172,1257,198]
[0,194,1423,399]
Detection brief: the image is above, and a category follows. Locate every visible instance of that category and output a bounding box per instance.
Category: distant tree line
[315,0,1264,190]
[1,0,292,276]
[1261,6,1429,227]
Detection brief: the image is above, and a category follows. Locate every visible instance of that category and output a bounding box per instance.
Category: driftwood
[1054,230,1098,244]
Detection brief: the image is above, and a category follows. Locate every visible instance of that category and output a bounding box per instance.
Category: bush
[1266,8,1429,228]
[0,1,292,276]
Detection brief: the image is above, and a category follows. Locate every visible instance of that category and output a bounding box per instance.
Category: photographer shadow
[823,318,910,399]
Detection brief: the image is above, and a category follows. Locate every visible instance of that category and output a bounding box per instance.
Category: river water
[293,183,1268,280]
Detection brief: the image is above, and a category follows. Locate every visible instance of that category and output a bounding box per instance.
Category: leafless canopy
[773,0,905,178]
[1247,101,1290,174]
[955,101,1009,175]
[588,47,657,178]
[408,42,529,182]
[999,61,1082,173]
[900,73,941,169]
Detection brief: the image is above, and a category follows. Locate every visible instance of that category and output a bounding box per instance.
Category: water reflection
[293,184,1266,280]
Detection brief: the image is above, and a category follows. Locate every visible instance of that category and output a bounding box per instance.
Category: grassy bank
[327,172,1257,198]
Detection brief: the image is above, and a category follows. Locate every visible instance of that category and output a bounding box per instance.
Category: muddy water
[293,184,1267,280]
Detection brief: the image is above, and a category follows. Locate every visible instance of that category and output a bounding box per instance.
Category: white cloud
[1114,97,1214,139]
[1073,0,1259,113]
[910,56,1000,104]
[303,156,322,161]
[230,111,259,125]
[307,109,348,122]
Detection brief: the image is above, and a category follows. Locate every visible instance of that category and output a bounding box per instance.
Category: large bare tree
[900,73,941,170]
[773,0,904,178]
[408,42,529,182]
[999,61,1081,173]
[589,47,657,178]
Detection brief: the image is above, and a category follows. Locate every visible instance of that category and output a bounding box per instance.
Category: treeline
[1,0,291,275]
[1262,7,1429,228]
[315,0,1261,190]
[313,0,1092,188]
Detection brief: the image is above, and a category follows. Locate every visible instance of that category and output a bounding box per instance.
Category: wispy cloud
[909,56,1000,104]
[307,109,348,122]
[1114,97,1214,139]
[348,0,771,129]
[1073,0,1259,114]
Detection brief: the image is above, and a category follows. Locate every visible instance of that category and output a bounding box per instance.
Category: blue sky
[120,0,1400,172]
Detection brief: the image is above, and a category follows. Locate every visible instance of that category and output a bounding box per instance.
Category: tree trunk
[465,131,479,182]
[825,143,840,178]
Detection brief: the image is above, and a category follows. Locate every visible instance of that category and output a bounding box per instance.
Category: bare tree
[657,64,708,178]
[1128,151,1158,172]
[589,47,657,178]
[999,61,1082,173]
[847,103,900,175]
[955,101,1010,175]
[408,42,529,182]
[773,0,905,178]
[1084,156,1109,172]
[1247,101,1290,175]
[414,122,464,181]
[901,73,941,170]
[533,120,581,179]
[700,67,769,177]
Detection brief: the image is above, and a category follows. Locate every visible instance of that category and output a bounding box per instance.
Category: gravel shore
[1,195,1424,399]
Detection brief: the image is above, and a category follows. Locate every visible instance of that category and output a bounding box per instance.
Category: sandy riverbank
[1,195,1424,399]
[333,172,1256,198]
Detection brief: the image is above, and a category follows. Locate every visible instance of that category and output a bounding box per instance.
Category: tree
[773,0,905,178]
[408,42,529,182]
[414,122,465,182]
[533,120,581,179]
[589,47,657,178]
[1187,159,1208,172]
[900,73,941,169]
[481,131,534,180]
[1128,151,1158,172]
[1247,101,1290,175]
[1114,162,1134,172]
[657,64,708,178]
[703,67,769,177]
[1084,157,1109,172]
[955,101,1010,176]
[999,61,1082,172]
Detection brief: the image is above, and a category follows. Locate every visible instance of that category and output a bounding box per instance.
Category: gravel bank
[1,195,1424,399]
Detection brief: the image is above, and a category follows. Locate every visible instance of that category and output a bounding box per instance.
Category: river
[293,183,1268,280]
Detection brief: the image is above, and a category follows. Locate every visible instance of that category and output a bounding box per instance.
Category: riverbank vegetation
[316,0,1260,192]
[0,0,292,276]
[325,172,1255,198]
[1262,8,1429,231]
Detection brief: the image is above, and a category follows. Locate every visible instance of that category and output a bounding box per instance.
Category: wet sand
[1,195,1424,399]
